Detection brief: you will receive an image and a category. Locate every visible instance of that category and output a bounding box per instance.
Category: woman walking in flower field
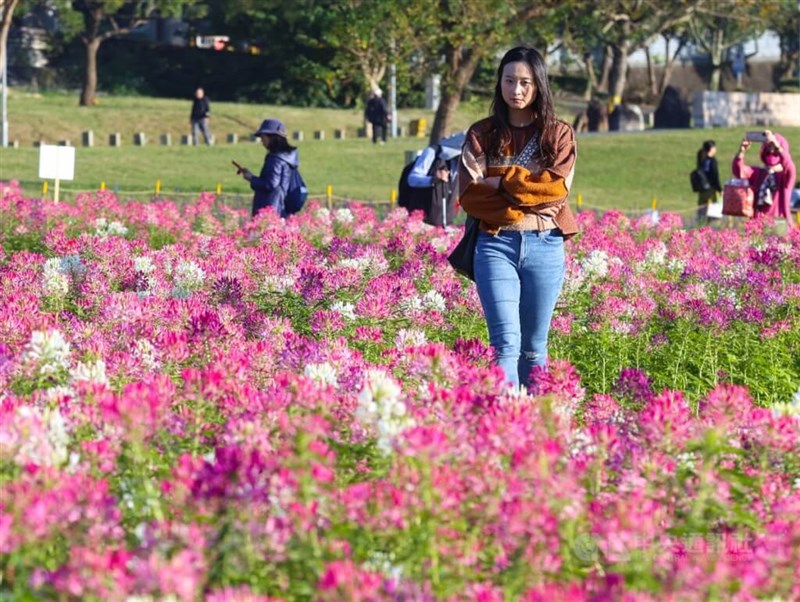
[458,46,578,390]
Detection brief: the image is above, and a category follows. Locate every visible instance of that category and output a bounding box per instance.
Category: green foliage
[550,317,800,408]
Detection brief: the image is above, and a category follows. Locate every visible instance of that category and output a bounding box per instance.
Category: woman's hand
[533,205,561,218]
[739,140,751,155]
[768,164,784,174]
[241,168,253,182]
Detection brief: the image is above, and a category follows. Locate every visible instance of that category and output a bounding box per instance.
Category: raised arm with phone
[732,129,796,228]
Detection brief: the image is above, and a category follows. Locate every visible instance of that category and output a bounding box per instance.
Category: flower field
[1,180,800,601]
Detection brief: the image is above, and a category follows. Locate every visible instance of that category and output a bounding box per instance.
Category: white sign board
[38,144,75,181]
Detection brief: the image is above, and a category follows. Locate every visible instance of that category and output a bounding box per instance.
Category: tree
[323,0,407,96]
[52,0,196,106]
[762,0,799,85]
[206,0,348,106]
[564,0,699,105]
[406,0,564,145]
[0,0,22,82]
[688,0,768,91]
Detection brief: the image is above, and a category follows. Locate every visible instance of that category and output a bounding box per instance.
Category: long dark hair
[696,139,715,168]
[267,135,296,153]
[489,46,558,166]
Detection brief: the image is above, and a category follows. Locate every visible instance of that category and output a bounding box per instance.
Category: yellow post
[54,179,60,203]
[577,193,583,210]
[155,179,161,195]
[42,181,48,195]
[216,182,222,195]
[390,188,397,208]
[327,184,333,210]
[651,197,657,211]
[100,181,106,191]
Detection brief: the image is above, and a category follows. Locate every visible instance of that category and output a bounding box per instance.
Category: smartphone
[231,160,244,174]
[745,131,766,143]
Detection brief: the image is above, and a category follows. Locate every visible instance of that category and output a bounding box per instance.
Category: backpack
[690,168,710,193]
[398,145,441,215]
[283,165,308,215]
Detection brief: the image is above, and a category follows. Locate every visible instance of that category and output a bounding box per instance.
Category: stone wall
[691,92,800,128]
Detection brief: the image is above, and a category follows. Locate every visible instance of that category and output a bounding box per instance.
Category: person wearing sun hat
[236,118,300,218]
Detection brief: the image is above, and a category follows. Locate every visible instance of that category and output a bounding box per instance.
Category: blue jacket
[250,149,299,218]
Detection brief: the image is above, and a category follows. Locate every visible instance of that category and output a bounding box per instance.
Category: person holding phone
[733,129,796,228]
[235,118,299,219]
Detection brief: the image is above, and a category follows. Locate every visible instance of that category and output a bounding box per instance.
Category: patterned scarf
[758,172,776,206]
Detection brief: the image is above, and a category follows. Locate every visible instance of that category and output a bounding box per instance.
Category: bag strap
[514,133,539,167]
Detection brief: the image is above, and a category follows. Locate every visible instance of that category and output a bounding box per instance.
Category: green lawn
[1,89,798,217]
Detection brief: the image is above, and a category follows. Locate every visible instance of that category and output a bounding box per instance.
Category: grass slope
[1,90,798,216]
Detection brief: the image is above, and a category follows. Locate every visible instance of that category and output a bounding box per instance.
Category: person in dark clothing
[696,140,722,223]
[236,118,300,219]
[365,88,390,144]
[190,87,212,146]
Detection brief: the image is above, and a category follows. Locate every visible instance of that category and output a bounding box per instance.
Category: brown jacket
[458,118,578,237]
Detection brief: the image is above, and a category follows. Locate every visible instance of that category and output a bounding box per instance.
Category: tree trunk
[645,47,657,99]
[608,42,629,103]
[80,37,101,106]
[0,0,20,81]
[428,44,481,145]
[583,52,596,99]
[708,27,725,91]
[657,34,687,96]
[597,44,613,93]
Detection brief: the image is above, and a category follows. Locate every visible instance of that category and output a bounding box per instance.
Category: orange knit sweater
[458,118,578,237]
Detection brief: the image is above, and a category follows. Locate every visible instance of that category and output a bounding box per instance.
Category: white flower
[421,289,446,312]
[14,405,69,467]
[134,256,156,274]
[395,328,427,348]
[107,221,128,237]
[134,339,160,371]
[644,242,668,267]
[173,260,205,294]
[581,250,609,279]
[334,208,355,223]
[667,258,685,273]
[356,370,412,454]
[262,274,295,293]
[95,217,128,238]
[399,295,425,314]
[330,301,357,321]
[42,258,69,300]
[71,358,108,385]
[22,329,71,377]
[338,257,370,271]
[304,362,338,387]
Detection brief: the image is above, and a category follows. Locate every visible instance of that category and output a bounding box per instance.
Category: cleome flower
[94,217,128,238]
[355,369,413,454]
[8,405,70,467]
[172,260,206,297]
[21,329,72,379]
[304,362,338,388]
[41,257,70,301]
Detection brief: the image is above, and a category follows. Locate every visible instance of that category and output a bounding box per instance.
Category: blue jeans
[474,229,565,389]
[192,118,212,146]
